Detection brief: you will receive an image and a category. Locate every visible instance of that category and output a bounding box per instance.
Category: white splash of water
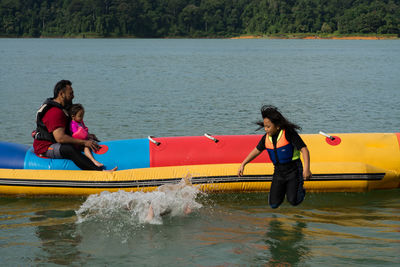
[76,178,202,225]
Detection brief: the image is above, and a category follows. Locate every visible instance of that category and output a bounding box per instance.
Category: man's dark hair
[53,80,72,98]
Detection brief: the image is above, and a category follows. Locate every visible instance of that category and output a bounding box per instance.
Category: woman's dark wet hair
[69,103,84,117]
[53,80,72,99]
[256,105,301,132]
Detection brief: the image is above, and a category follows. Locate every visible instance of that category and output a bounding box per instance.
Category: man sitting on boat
[32,80,110,171]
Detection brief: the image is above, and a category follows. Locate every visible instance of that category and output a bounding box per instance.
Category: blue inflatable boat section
[0,142,30,169]
[23,139,150,171]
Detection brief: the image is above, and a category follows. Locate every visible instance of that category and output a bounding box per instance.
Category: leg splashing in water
[144,173,198,223]
[76,173,202,225]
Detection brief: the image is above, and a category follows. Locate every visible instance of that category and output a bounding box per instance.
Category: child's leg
[145,205,154,221]
[268,172,286,209]
[286,162,305,206]
[183,204,192,215]
[83,147,103,167]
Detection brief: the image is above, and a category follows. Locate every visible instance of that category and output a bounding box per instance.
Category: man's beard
[64,99,73,110]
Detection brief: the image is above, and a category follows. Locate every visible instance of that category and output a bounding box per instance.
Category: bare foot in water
[103,166,118,172]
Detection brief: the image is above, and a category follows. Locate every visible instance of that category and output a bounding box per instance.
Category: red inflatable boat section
[149,135,271,167]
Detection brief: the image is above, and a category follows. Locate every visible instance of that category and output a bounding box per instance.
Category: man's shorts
[43,143,63,159]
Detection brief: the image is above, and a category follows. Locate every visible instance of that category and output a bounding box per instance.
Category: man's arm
[53,127,100,151]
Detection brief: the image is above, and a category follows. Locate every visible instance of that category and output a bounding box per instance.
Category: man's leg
[45,143,102,171]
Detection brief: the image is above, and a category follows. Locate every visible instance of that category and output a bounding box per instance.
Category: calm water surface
[0,39,399,266]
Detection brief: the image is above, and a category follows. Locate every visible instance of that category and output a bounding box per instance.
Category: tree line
[1,0,399,38]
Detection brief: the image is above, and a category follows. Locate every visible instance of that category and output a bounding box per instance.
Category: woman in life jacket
[238,105,312,209]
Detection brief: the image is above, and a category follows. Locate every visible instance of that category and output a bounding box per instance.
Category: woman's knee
[269,203,281,209]
[268,193,284,209]
[287,188,305,206]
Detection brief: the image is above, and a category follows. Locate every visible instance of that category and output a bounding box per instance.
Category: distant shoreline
[231,34,399,40]
[1,34,398,40]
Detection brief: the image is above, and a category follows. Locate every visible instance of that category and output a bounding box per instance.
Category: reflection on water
[0,190,399,265]
[34,219,81,265]
[264,220,309,266]
[31,207,82,265]
[0,197,83,265]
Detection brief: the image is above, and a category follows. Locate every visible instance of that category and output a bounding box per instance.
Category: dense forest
[1,0,399,37]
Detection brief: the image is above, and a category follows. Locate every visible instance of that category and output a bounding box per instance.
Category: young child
[238,105,312,209]
[69,104,104,168]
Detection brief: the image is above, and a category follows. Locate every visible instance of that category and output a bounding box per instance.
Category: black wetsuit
[257,129,306,209]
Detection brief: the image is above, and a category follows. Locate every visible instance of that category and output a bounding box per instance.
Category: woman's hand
[237,148,262,177]
[303,169,312,180]
[238,164,245,177]
[300,147,311,180]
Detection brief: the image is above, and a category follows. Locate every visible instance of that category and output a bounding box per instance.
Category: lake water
[0,39,399,266]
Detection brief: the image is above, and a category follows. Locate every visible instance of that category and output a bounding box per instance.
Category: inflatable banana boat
[0,132,399,196]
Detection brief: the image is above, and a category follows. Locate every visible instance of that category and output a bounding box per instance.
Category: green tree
[0,0,399,37]
[179,4,202,35]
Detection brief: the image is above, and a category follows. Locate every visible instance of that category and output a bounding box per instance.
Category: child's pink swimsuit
[70,120,89,140]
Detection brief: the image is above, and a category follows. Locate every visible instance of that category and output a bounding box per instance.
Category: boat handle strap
[204,133,219,143]
[319,131,335,140]
[148,136,161,146]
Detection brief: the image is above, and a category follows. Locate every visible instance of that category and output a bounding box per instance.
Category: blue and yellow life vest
[265,129,300,164]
